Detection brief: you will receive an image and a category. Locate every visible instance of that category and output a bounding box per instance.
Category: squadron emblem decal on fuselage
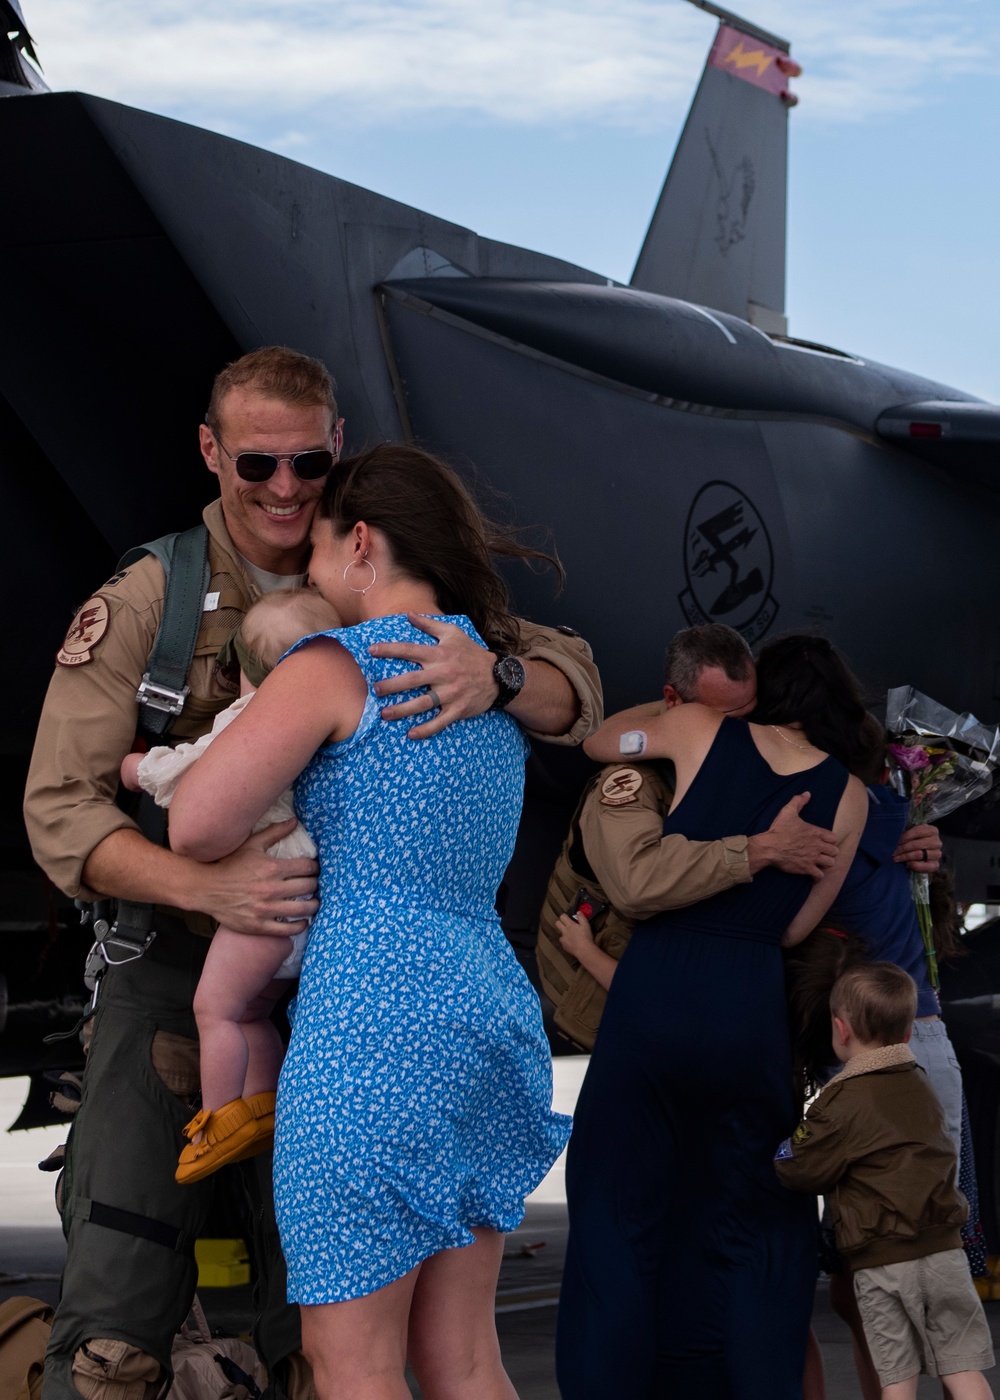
[679,480,778,645]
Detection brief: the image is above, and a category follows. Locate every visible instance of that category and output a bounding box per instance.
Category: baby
[120,588,340,1184]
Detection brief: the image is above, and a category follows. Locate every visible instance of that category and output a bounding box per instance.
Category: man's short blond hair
[830,962,917,1046]
[240,589,341,674]
[207,346,338,432]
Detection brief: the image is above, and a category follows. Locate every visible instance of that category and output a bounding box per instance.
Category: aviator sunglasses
[209,422,341,483]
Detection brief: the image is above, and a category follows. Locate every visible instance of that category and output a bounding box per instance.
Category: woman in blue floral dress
[170,445,570,1400]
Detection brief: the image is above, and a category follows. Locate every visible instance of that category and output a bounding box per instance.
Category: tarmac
[3,1068,998,1398]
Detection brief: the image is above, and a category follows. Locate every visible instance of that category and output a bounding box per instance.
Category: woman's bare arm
[169,639,367,863]
[583,701,715,766]
[783,776,868,946]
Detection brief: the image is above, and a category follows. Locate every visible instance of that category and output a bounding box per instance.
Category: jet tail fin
[0,1,48,93]
[630,1,799,333]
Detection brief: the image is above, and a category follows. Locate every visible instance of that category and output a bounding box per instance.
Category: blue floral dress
[272,615,571,1305]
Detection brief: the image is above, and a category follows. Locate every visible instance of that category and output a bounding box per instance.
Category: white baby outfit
[136,693,315,978]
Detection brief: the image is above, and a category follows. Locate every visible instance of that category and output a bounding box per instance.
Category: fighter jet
[3,1,1000,1158]
[0,0,46,95]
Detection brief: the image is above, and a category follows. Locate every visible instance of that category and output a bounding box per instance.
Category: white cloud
[769,2,994,121]
[268,129,309,151]
[22,0,1000,129]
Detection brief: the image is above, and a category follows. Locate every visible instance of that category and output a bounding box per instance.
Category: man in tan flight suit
[24,346,602,1400]
[538,624,840,1047]
[540,622,946,1051]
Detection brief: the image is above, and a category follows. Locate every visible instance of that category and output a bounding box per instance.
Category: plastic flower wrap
[885,686,1000,988]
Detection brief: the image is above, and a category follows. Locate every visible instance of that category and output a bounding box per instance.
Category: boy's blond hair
[239,589,341,676]
[830,962,917,1046]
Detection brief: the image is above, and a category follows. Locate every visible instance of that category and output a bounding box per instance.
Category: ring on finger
[427,688,441,710]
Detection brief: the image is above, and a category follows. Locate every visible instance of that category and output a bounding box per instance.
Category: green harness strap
[114,523,211,935]
[119,523,211,742]
[52,524,215,1043]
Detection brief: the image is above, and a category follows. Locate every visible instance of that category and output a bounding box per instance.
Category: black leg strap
[69,1196,195,1255]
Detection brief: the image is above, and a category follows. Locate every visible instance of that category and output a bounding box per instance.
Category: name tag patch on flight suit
[600,768,644,806]
[57,595,110,667]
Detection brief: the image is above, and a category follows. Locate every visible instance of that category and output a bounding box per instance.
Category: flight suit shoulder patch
[600,767,643,806]
[56,594,110,667]
[792,1120,812,1147]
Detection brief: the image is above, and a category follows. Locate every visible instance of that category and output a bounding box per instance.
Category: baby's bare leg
[194,929,293,1111]
[241,981,289,1099]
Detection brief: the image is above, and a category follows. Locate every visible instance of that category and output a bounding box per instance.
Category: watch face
[496,655,526,690]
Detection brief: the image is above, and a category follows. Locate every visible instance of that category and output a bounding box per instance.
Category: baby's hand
[120,751,144,793]
[556,910,596,962]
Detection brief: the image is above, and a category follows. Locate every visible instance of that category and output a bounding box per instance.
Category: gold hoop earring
[344,557,377,594]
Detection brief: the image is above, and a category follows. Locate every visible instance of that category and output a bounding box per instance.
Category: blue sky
[22,0,1000,401]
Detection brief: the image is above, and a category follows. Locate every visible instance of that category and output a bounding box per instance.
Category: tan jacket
[774,1044,967,1271]
[24,500,603,903]
[537,761,751,1049]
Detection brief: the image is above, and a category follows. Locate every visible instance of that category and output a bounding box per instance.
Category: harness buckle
[86,928,157,985]
[136,672,190,716]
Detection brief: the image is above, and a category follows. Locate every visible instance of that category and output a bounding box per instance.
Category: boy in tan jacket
[775,962,994,1400]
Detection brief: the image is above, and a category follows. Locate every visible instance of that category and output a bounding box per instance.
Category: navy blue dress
[556,718,848,1400]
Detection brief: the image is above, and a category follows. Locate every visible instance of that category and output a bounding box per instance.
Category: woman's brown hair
[753,634,887,784]
[784,923,868,1111]
[317,444,562,655]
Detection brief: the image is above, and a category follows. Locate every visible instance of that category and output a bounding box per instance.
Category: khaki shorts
[854,1249,995,1387]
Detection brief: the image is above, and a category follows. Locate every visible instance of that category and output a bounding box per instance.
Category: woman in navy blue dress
[556,696,867,1400]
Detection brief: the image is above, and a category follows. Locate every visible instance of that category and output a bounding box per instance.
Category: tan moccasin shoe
[225,1091,276,1166]
[175,1095,275,1184]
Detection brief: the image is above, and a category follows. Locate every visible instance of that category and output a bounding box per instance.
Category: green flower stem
[911,870,939,990]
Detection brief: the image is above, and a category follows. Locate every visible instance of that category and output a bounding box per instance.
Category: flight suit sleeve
[579,767,751,919]
[23,561,165,900]
[516,620,603,745]
[773,1094,852,1196]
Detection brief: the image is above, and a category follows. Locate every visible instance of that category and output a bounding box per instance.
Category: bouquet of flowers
[885,686,1000,988]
